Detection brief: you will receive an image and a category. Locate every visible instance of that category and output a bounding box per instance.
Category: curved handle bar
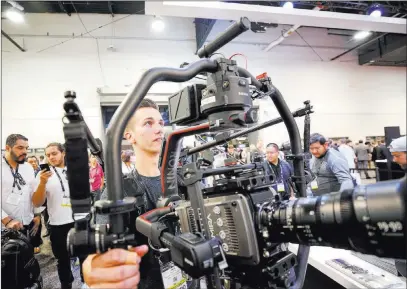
[104,59,218,234]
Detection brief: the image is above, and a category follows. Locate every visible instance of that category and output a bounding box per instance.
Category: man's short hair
[359,140,363,143]
[28,156,39,163]
[126,98,159,131]
[266,143,279,151]
[139,98,159,110]
[346,139,352,144]
[46,142,65,153]
[39,155,45,160]
[6,134,28,147]
[310,133,327,145]
[380,140,385,144]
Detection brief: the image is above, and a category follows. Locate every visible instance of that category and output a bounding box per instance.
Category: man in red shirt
[89,154,104,203]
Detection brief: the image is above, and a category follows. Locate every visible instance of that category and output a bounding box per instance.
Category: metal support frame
[1,30,25,52]
[58,1,71,16]
[108,1,114,17]
[195,18,216,52]
[330,33,388,61]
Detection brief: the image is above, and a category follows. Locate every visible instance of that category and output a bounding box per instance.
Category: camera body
[168,58,258,130]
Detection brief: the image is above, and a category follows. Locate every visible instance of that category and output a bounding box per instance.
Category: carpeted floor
[36,223,83,289]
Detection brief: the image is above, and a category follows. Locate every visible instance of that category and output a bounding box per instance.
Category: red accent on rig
[256,72,268,80]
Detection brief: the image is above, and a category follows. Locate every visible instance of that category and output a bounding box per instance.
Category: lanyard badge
[3,157,26,190]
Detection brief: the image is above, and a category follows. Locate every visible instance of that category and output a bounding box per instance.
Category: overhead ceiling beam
[145,1,407,34]
[195,18,216,52]
[1,30,26,52]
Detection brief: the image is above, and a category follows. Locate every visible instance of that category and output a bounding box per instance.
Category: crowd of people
[2,97,406,289]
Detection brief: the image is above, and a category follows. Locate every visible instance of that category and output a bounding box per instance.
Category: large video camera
[64,17,406,289]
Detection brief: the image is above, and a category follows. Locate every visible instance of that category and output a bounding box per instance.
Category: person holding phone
[1,134,44,252]
[32,142,87,289]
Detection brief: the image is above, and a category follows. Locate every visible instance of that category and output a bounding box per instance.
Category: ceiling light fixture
[5,7,24,23]
[282,2,294,9]
[370,9,382,17]
[152,16,165,32]
[353,31,371,40]
[368,4,382,17]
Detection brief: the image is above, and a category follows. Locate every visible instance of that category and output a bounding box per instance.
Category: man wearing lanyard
[1,134,43,251]
[309,133,354,196]
[263,143,295,200]
[32,142,86,289]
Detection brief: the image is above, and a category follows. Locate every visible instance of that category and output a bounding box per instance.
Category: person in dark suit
[263,143,295,200]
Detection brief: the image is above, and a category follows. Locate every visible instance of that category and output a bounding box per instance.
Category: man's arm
[32,170,52,207]
[2,209,23,229]
[328,154,354,192]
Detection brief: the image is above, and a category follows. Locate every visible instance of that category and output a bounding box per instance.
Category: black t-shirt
[98,172,165,289]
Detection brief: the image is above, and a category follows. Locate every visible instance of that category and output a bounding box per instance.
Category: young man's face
[266,146,279,163]
[27,157,38,170]
[127,107,164,154]
[46,146,65,167]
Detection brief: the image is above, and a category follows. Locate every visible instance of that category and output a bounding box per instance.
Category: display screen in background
[102,105,170,129]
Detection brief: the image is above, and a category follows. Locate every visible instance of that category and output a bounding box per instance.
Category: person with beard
[32,142,87,289]
[309,133,354,196]
[83,99,170,289]
[1,134,42,252]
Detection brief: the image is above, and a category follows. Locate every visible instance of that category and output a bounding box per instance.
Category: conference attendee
[121,149,135,175]
[354,140,371,179]
[338,139,357,169]
[27,156,41,176]
[378,139,390,160]
[338,139,361,185]
[309,133,354,196]
[39,155,46,164]
[89,154,104,203]
[89,99,166,289]
[388,136,407,170]
[32,142,86,289]
[1,134,42,252]
[27,155,50,237]
[264,143,295,200]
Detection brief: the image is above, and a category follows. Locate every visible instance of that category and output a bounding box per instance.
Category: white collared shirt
[36,166,75,226]
[1,158,36,225]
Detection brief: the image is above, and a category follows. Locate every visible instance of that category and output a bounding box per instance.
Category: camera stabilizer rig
[64,17,406,289]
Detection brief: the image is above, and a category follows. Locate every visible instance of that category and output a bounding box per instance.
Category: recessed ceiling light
[354,31,371,40]
[152,17,165,32]
[370,9,382,17]
[282,2,294,9]
[5,7,24,23]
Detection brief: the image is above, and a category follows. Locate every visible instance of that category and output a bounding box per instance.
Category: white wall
[2,14,406,148]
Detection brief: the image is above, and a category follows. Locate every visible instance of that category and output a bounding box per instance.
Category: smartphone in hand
[39,163,51,172]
